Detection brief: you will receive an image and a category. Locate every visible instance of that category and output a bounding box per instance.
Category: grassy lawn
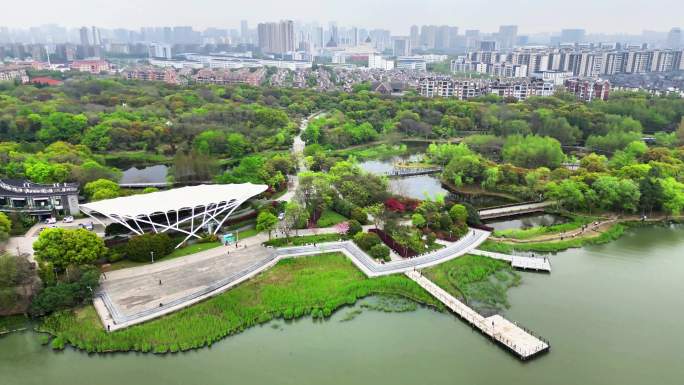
[481,223,626,254]
[41,253,441,353]
[493,214,597,240]
[316,209,348,227]
[423,254,520,314]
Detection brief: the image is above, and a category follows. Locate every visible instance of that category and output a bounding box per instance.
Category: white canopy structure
[80,183,268,247]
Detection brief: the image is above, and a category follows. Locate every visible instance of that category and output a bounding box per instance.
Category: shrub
[385,198,406,213]
[350,207,368,225]
[439,213,453,230]
[369,244,390,261]
[346,220,362,237]
[332,198,353,217]
[353,232,381,251]
[125,233,175,262]
[449,204,468,224]
[30,266,100,316]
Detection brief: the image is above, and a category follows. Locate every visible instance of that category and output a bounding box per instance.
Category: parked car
[278,212,285,220]
[62,216,74,223]
[84,222,94,231]
[44,217,57,225]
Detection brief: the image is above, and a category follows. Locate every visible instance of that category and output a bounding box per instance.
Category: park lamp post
[150,251,155,263]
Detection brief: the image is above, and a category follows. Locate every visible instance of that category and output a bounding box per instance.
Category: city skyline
[0,0,682,35]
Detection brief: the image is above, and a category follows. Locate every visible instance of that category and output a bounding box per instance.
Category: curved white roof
[80,183,268,217]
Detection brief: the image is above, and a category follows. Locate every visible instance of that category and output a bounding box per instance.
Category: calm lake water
[119,165,168,185]
[1,224,683,385]
[358,158,448,200]
[486,213,569,231]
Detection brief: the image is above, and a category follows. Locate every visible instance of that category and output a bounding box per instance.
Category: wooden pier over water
[384,166,443,178]
[471,249,551,272]
[406,271,550,360]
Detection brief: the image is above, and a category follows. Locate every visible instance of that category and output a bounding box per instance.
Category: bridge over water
[478,201,556,220]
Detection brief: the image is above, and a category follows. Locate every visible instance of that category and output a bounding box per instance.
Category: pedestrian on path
[159,279,162,285]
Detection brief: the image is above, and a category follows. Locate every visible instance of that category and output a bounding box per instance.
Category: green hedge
[125,233,175,262]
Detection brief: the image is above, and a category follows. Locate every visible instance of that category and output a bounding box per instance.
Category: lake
[486,213,569,231]
[119,165,168,185]
[1,224,683,385]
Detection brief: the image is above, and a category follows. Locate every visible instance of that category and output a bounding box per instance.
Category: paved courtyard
[100,243,274,322]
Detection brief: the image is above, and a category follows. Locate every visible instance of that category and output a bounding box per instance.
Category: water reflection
[119,165,168,184]
[486,214,568,231]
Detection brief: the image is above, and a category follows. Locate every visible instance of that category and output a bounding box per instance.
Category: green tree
[0,212,11,242]
[545,179,587,211]
[84,178,120,200]
[449,204,468,224]
[364,203,385,229]
[33,228,107,270]
[660,177,684,216]
[256,211,278,240]
[502,135,564,169]
[593,176,641,213]
[676,117,684,146]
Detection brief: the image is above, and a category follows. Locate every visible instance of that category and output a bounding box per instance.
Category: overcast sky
[1,0,681,34]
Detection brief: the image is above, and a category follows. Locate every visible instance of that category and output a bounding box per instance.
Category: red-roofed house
[70,60,110,74]
[30,77,63,86]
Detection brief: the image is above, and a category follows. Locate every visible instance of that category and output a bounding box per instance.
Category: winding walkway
[95,229,490,331]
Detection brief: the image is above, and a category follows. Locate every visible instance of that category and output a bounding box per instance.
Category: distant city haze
[1,0,682,34]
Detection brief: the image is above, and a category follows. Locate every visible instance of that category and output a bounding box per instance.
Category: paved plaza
[99,242,274,324]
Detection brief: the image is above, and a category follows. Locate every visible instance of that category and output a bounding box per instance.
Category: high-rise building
[257,20,294,54]
[392,36,411,56]
[410,25,420,48]
[0,27,9,43]
[667,27,681,49]
[91,26,101,45]
[465,30,480,50]
[351,27,359,46]
[435,25,450,50]
[240,20,249,41]
[480,40,497,51]
[79,26,90,46]
[420,25,437,49]
[560,29,586,44]
[497,25,518,50]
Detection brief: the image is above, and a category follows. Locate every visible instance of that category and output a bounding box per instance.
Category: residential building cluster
[122,66,179,84]
[452,46,684,79]
[419,76,555,100]
[0,65,29,83]
[194,68,266,86]
[418,75,610,102]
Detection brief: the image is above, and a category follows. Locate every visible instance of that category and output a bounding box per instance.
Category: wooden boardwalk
[470,249,551,272]
[406,271,549,360]
[478,201,556,220]
[384,167,443,178]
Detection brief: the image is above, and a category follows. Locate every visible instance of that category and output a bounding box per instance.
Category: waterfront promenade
[94,229,490,331]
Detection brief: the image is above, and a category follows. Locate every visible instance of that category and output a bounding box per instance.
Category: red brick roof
[30,77,63,86]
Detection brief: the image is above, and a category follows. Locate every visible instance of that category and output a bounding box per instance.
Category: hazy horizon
[1,0,682,35]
